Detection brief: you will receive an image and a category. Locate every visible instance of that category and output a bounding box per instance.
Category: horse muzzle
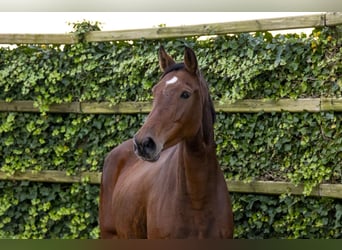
[133,136,161,162]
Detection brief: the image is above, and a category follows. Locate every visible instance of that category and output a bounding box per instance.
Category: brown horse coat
[99,46,233,239]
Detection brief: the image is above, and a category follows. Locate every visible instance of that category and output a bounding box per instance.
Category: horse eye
[180,91,191,99]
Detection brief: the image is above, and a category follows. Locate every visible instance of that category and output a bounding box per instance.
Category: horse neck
[177,102,218,209]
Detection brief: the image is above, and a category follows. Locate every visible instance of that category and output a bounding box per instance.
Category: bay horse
[99,46,233,239]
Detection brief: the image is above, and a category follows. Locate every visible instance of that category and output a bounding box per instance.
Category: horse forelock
[160,63,185,79]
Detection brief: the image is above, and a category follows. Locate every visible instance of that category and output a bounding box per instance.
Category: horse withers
[99,46,234,239]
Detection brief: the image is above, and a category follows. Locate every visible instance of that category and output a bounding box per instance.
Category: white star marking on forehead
[166,76,178,85]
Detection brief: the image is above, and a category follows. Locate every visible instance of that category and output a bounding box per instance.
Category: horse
[99,46,234,239]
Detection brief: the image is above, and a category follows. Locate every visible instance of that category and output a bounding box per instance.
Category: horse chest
[146,182,220,238]
[147,201,219,239]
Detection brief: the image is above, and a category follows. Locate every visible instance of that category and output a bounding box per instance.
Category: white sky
[0,12,321,34]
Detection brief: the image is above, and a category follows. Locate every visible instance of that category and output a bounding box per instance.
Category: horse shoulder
[99,139,136,238]
[102,139,136,184]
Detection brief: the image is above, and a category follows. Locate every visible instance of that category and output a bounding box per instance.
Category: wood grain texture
[1,98,342,114]
[1,13,341,44]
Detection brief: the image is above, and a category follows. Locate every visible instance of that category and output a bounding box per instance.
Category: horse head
[133,46,214,162]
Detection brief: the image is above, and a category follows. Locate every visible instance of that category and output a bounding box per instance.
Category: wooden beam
[0,170,101,185]
[85,14,330,42]
[325,12,342,26]
[1,170,341,199]
[0,100,39,112]
[0,101,81,113]
[320,97,342,111]
[80,101,152,114]
[1,98,342,114]
[228,180,342,199]
[319,183,342,199]
[0,33,77,45]
[215,98,321,113]
[1,13,341,44]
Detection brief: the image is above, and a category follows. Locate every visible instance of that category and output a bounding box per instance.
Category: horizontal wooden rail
[0,170,341,199]
[228,180,342,200]
[0,13,341,44]
[85,12,341,42]
[0,170,101,184]
[1,98,342,114]
[0,33,77,45]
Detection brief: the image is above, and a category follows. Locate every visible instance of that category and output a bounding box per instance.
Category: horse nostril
[142,137,156,154]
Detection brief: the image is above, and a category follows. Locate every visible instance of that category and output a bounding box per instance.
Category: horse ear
[158,46,175,72]
[184,47,198,75]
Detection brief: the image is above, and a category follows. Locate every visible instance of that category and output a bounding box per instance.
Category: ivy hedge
[0,22,341,238]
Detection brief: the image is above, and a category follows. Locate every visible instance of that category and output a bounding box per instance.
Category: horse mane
[161,63,216,145]
[160,63,185,78]
[198,72,216,145]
